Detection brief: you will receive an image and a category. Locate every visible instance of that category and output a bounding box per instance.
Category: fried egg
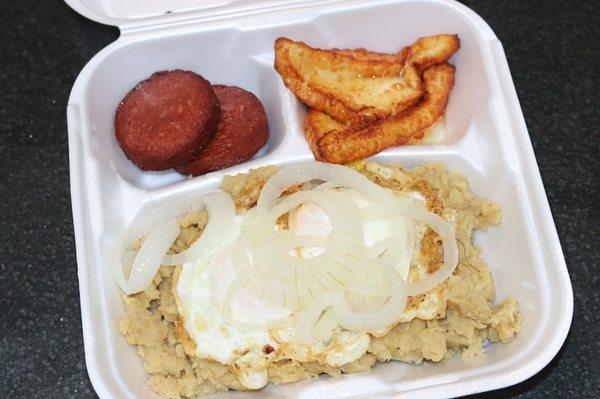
[175,187,443,390]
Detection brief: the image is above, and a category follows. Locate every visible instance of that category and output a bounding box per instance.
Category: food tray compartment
[100,153,547,399]
[83,28,290,191]
[79,0,492,193]
[67,1,572,398]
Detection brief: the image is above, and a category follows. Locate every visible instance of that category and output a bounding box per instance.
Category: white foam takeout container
[65,0,573,397]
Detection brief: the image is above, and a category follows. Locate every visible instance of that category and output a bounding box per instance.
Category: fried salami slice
[115,70,220,171]
[177,85,269,176]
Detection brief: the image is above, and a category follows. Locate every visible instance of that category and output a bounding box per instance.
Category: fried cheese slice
[305,63,456,164]
[329,47,409,76]
[275,38,421,125]
[274,35,459,125]
[402,34,461,90]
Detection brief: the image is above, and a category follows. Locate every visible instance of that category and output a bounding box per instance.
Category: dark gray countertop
[0,1,598,398]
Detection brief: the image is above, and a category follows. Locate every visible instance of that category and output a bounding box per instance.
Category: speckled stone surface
[0,1,598,398]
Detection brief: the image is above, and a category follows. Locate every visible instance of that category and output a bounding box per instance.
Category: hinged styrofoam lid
[64,0,335,29]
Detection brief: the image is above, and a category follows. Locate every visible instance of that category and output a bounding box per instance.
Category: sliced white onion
[121,250,137,279]
[111,251,129,295]
[257,162,397,210]
[311,308,339,343]
[162,191,238,266]
[294,292,339,343]
[332,263,407,333]
[234,190,364,295]
[400,205,459,296]
[314,181,347,191]
[123,219,180,295]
